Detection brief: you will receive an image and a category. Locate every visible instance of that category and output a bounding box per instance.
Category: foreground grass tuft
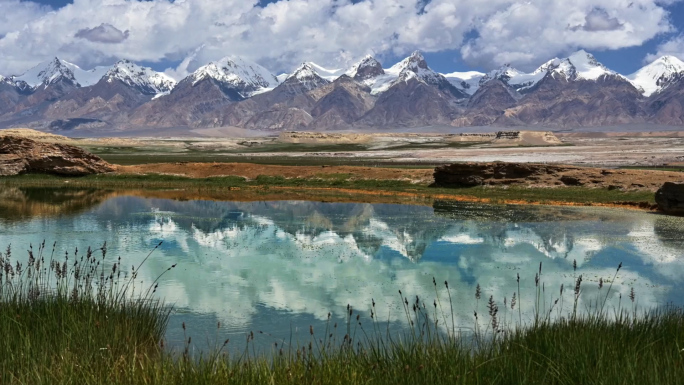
[0,242,170,384]
[2,244,682,384]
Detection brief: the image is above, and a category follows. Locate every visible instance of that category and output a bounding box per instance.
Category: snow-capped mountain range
[3,49,684,131]
[5,49,683,99]
[446,50,636,95]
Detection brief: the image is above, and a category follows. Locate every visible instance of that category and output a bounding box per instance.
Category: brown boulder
[655,182,684,215]
[0,135,114,176]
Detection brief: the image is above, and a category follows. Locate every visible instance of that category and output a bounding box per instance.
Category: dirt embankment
[433,162,684,191]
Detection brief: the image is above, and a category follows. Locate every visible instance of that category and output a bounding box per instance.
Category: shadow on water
[433,199,620,222]
[0,187,118,221]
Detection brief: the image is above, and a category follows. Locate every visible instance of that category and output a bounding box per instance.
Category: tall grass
[1,243,683,384]
[0,241,171,384]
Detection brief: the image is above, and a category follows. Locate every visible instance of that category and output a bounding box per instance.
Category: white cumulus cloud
[460,0,674,71]
[645,34,684,63]
[0,0,678,77]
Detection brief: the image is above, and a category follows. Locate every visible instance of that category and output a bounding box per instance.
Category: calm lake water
[1,187,684,353]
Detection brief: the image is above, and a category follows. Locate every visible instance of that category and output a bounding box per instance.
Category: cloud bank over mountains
[0,0,682,78]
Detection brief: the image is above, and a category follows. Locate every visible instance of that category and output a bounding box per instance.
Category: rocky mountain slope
[3,51,684,132]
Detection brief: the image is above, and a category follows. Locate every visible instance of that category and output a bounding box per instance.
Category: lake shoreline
[0,166,662,213]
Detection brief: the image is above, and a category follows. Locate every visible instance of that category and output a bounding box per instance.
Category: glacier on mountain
[627,55,684,97]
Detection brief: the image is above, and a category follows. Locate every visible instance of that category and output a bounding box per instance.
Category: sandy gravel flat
[5,127,684,167]
[230,137,684,167]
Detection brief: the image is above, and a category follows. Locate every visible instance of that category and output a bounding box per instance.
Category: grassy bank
[2,243,683,384]
[0,173,657,206]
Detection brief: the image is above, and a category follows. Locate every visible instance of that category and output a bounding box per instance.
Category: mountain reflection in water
[1,190,683,351]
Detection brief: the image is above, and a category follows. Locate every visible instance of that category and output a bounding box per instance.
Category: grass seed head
[575,275,583,296]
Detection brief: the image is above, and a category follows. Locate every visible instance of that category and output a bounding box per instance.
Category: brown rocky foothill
[656,182,684,215]
[0,135,114,176]
[433,162,684,191]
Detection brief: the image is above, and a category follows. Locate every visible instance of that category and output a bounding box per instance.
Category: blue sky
[7,0,684,77]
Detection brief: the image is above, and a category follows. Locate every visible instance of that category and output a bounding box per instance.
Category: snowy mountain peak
[394,51,429,73]
[389,51,436,81]
[554,50,614,81]
[627,55,684,96]
[105,60,176,95]
[480,64,523,85]
[287,63,320,81]
[408,51,426,63]
[568,49,599,64]
[191,56,278,97]
[655,55,684,67]
[346,55,384,81]
[534,58,562,74]
[284,63,330,91]
[15,57,109,89]
[16,57,78,87]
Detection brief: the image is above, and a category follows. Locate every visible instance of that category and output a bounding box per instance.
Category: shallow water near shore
[1,187,683,354]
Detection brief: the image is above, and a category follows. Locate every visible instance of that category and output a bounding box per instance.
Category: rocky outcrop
[656,182,684,215]
[433,162,682,191]
[433,162,577,187]
[0,135,114,176]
